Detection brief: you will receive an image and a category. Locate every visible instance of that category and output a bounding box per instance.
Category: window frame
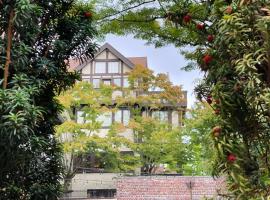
[151,110,169,123]
[102,79,112,86]
[108,61,120,73]
[94,62,106,74]
[92,78,100,88]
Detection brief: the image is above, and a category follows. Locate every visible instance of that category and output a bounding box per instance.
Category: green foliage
[130,115,183,174]
[95,0,270,198]
[181,102,219,176]
[0,1,97,199]
[57,66,187,177]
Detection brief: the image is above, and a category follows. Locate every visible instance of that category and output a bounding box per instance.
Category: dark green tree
[0,1,97,199]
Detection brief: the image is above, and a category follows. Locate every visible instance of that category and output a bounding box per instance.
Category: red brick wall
[117,176,226,200]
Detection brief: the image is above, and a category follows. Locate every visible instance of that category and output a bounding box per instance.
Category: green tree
[0,1,96,199]
[95,0,270,198]
[57,65,187,178]
[181,102,219,176]
[56,82,139,192]
[129,115,185,174]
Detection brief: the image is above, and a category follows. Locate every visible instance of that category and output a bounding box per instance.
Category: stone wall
[117,176,227,200]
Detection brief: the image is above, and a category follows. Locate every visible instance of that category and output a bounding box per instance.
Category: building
[62,43,187,199]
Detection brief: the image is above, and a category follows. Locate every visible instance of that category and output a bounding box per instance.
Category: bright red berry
[196,23,204,30]
[227,154,236,162]
[84,12,92,18]
[183,14,192,23]
[207,35,214,42]
[203,54,213,65]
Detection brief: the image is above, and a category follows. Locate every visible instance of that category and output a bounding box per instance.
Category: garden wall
[117,176,227,200]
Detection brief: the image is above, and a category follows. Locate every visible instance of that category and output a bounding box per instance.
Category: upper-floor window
[95,62,106,73]
[77,111,85,124]
[93,79,100,88]
[115,109,130,126]
[102,79,111,86]
[97,112,112,127]
[152,111,169,122]
[123,77,129,88]
[76,109,131,128]
[113,78,121,87]
[108,62,120,73]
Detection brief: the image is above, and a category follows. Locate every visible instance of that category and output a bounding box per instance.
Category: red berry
[196,23,204,30]
[183,15,192,23]
[203,54,213,65]
[212,126,222,137]
[84,11,92,18]
[227,154,236,162]
[225,6,233,14]
[214,109,220,115]
[207,35,214,42]
[215,99,220,105]
[207,95,212,104]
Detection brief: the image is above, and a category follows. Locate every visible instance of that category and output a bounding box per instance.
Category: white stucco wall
[108,52,117,59]
[82,63,91,74]
[123,63,131,74]
[96,51,106,59]
[171,111,179,127]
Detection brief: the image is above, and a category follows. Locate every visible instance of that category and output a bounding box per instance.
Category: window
[108,62,119,73]
[152,111,169,122]
[77,111,85,124]
[87,189,116,199]
[123,110,130,126]
[76,110,92,124]
[97,112,112,127]
[113,78,121,87]
[92,79,100,88]
[115,110,122,123]
[114,109,130,126]
[123,77,129,88]
[102,79,111,86]
[95,62,106,73]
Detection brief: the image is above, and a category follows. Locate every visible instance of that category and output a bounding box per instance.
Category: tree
[180,102,219,176]
[57,65,187,178]
[0,1,96,199]
[129,115,185,174]
[95,0,270,198]
[56,82,140,192]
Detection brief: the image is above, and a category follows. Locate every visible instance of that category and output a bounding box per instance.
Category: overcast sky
[103,34,203,108]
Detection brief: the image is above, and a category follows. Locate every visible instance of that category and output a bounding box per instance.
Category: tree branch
[3,9,14,89]
[98,0,156,22]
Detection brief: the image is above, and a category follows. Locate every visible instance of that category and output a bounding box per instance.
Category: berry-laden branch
[3,9,14,89]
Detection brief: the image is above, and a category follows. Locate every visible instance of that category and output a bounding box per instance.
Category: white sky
[103,34,203,108]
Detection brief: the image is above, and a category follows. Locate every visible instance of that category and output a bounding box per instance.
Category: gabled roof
[128,57,148,68]
[76,43,135,71]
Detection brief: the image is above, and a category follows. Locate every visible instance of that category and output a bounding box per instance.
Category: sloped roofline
[76,43,135,71]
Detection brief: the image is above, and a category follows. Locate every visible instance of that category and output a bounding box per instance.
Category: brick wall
[117,176,227,200]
